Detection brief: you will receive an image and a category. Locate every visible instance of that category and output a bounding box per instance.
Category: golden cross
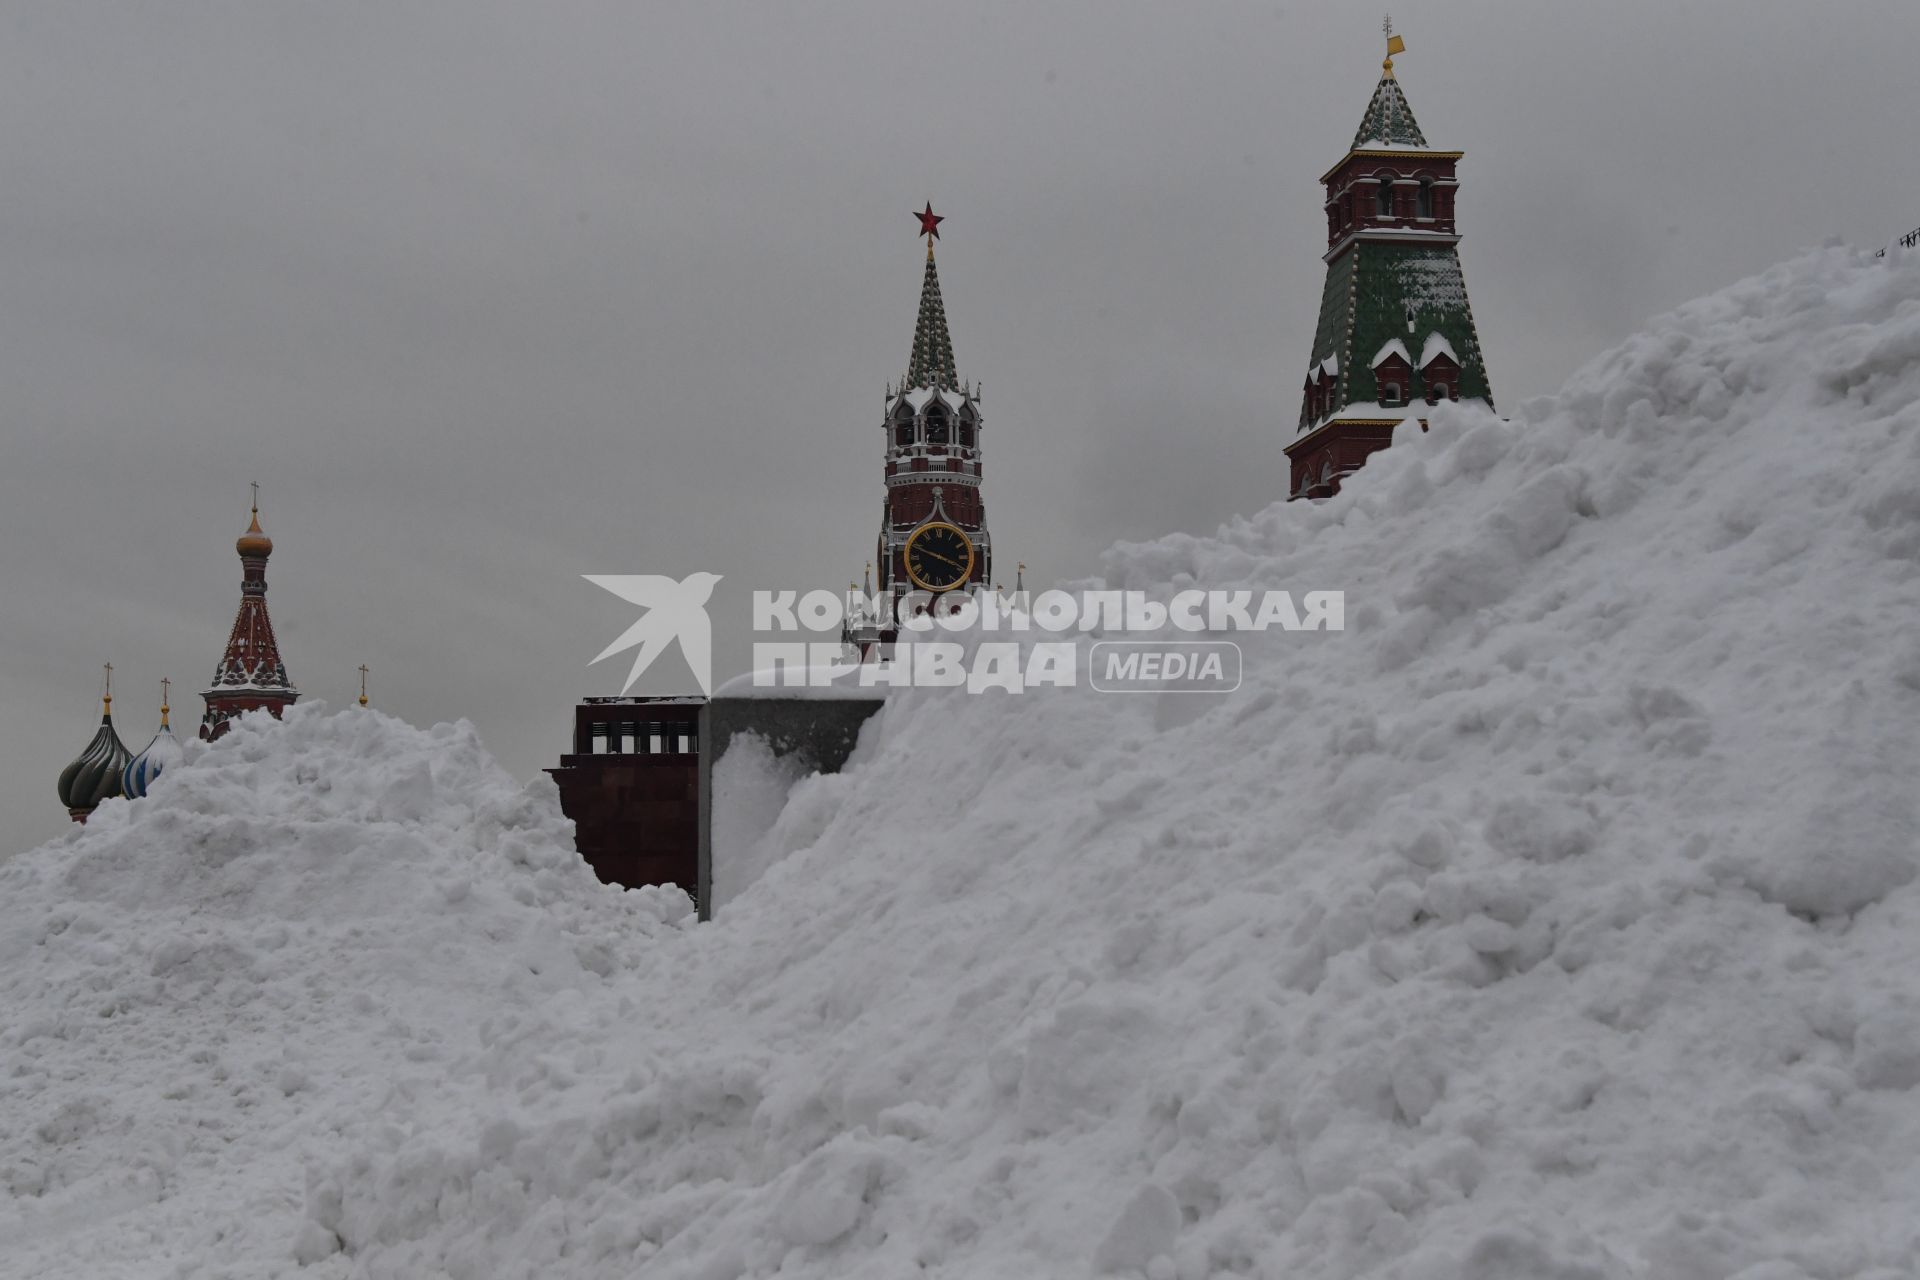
[358,664,370,707]
[250,480,260,512]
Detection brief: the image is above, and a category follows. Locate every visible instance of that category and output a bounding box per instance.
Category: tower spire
[201,489,298,739]
[358,664,370,708]
[906,204,958,390]
[1352,24,1426,149]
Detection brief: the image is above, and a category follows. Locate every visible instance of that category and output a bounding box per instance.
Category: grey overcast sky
[4,1,1916,853]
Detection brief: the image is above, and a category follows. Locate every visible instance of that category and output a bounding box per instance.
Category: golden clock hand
[916,546,966,571]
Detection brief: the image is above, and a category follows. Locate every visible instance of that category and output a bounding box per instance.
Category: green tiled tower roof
[1351,72,1429,149]
[1303,243,1493,420]
[906,249,958,390]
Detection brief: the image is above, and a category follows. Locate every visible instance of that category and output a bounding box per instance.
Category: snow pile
[0,707,691,1277]
[708,731,817,912]
[4,243,1920,1278]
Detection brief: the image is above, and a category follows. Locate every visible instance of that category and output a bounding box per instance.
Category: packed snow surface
[5,244,1920,1279]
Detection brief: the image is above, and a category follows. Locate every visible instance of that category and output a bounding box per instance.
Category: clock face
[903,521,975,593]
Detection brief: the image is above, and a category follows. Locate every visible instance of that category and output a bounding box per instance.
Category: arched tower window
[893,405,915,449]
[1417,178,1435,219]
[1376,178,1395,217]
[925,405,950,446]
[958,409,976,449]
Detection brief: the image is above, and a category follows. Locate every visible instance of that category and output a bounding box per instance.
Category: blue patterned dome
[120,690,182,802]
[57,670,131,821]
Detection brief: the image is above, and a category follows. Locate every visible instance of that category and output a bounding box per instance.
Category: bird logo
[583,572,723,696]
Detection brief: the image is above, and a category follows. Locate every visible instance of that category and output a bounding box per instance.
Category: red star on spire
[915,202,943,241]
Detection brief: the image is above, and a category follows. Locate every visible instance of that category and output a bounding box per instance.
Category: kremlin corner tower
[1287,29,1494,500]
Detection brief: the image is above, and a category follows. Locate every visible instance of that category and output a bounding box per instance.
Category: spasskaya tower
[871,205,992,613]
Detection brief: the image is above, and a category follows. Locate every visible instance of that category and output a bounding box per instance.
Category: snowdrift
[5,244,1920,1279]
[0,710,693,1277]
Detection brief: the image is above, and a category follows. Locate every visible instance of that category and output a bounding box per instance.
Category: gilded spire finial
[160,677,170,728]
[102,662,113,714]
[1382,15,1405,76]
[358,664,370,708]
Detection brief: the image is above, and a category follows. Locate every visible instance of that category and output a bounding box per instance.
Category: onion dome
[236,505,273,559]
[122,678,184,800]
[57,665,132,823]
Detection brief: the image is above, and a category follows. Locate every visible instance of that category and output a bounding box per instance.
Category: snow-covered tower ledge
[1287,22,1494,500]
